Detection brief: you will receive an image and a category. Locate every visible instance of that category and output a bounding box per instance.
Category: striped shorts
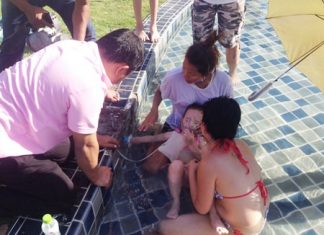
[192,0,246,48]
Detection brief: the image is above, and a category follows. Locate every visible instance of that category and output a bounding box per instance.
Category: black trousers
[0,138,76,217]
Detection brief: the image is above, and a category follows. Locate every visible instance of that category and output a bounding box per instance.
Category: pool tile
[285,211,310,232]
[282,164,302,176]
[262,142,279,153]
[292,109,308,118]
[295,98,309,106]
[120,215,141,235]
[289,192,312,209]
[273,198,298,217]
[66,221,87,235]
[277,180,299,193]
[137,210,159,228]
[300,144,317,155]
[98,221,122,235]
[313,113,324,125]
[288,82,303,90]
[278,125,295,135]
[275,95,290,102]
[292,175,314,189]
[301,229,318,235]
[274,139,293,149]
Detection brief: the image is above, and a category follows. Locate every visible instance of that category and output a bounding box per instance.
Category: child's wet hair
[203,96,241,140]
[183,103,203,116]
[185,31,220,76]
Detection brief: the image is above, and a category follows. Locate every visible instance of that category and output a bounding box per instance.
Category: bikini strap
[223,139,250,174]
[215,180,268,204]
[233,229,243,235]
[256,180,269,206]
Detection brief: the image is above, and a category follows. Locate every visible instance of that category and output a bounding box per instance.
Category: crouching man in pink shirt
[0,29,144,217]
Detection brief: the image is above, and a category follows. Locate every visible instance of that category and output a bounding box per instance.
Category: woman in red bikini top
[188,97,270,235]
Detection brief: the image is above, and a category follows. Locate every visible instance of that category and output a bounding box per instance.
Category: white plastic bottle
[41,214,61,235]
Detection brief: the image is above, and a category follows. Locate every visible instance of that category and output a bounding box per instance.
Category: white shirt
[160,67,233,129]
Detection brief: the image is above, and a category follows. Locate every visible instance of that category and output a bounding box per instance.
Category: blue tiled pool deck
[7,0,324,234]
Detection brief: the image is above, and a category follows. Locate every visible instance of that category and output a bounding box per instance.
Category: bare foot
[150,29,160,43]
[134,28,149,42]
[230,71,241,86]
[166,201,180,219]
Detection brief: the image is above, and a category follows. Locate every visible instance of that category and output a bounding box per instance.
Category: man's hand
[97,134,119,149]
[73,132,108,187]
[90,166,113,188]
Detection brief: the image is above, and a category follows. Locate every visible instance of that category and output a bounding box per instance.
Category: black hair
[183,103,203,116]
[185,31,220,76]
[202,97,241,140]
[96,29,144,71]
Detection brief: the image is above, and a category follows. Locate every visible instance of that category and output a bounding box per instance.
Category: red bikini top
[214,139,268,205]
[222,139,250,174]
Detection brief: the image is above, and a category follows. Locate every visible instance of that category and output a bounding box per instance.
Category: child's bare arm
[131,131,173,144]
[182,129,204,160]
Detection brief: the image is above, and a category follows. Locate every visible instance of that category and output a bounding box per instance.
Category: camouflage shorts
[192,0,246,48]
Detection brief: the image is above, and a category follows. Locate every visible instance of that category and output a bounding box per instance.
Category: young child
[130,103,204,217]
[133,0,160,43]
[131,103,203,161]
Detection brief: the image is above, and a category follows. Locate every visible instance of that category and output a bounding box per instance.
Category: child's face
[181,109,203,133]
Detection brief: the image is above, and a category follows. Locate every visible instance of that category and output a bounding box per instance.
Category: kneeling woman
[160,97,269,235]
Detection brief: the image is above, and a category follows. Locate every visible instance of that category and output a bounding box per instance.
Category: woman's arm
[189,158,216,214]
[139,86,162,131]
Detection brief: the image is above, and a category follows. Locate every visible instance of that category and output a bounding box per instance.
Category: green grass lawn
[0,0,163,38]
[90,0,151,37]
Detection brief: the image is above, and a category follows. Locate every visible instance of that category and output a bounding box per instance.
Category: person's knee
[43,171,75,200]
[168,160,184,175]
[32,161,75,201]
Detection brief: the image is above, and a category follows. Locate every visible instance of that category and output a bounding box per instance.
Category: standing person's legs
[40,0,96,41]
[191,0,217,44]
[166,160,184,219]
[149,0,159,43]
[133,0,149,41]
[0,139,76,217]
[0,0,30,72]
[218,0,245,84]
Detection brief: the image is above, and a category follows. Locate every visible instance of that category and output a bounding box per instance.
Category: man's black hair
[97,29,144,71]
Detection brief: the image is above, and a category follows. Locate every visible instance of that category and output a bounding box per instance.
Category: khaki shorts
[192,0,246,48]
